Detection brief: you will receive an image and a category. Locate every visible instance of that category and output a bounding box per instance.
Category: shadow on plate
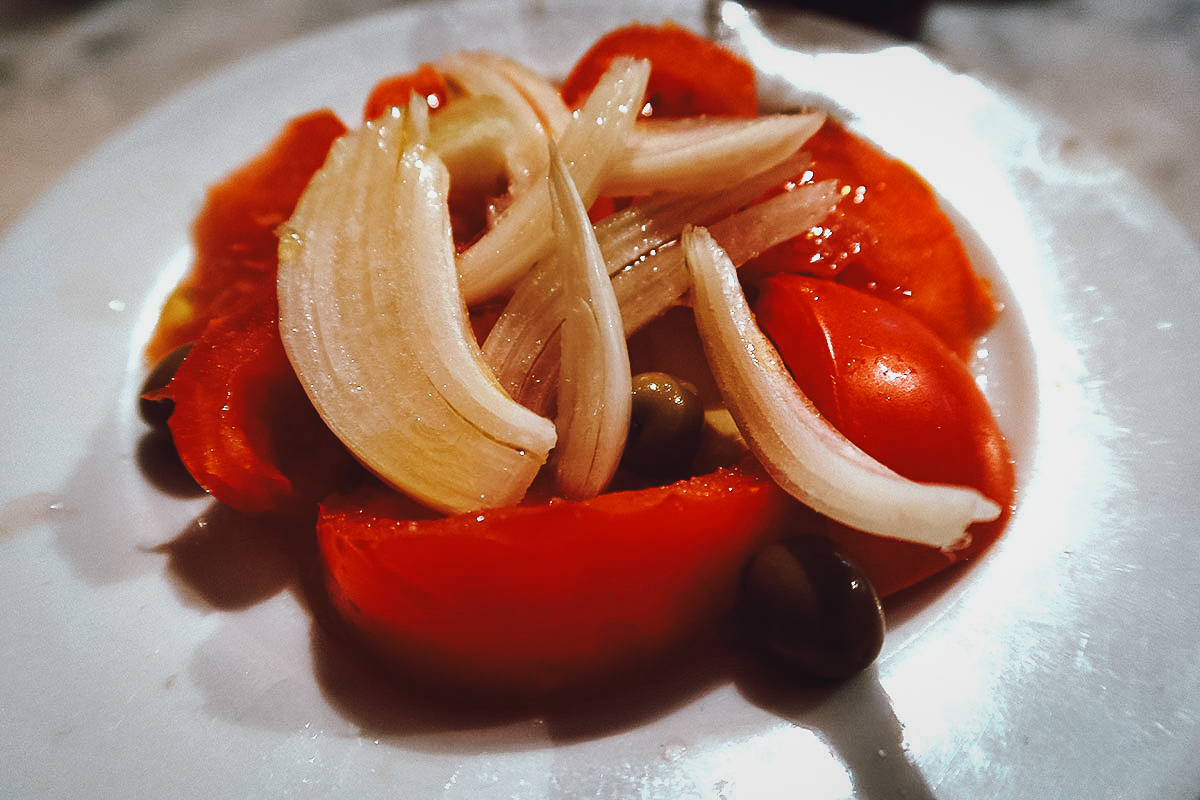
[148,486,943,795]
[54,393,966,784]
[135,428,208,500]
[51,384,999,791]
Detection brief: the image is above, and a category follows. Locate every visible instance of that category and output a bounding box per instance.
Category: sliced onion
[613,180,840,333]
[603,111,825,197]
[547,143,632,499]
[424,93,529,206]
[456,57,650,305]
[483,180,837,416]
[479,146,822,398]
[593,147,815,271]
[277,102,556,515]
[682,225,1000,550]
[434,51,550,194]
[461,50,573,139]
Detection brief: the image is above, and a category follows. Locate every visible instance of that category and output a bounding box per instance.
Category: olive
[622,371,706,480]
[740,534,885,681]
[138,344,193,429]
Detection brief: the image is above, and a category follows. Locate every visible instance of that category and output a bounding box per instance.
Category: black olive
[740,534,885,681]
[138,344,192,429]
[622,371,706,481]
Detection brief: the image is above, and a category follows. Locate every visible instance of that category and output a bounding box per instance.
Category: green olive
[138,344,192,429]
[740,534,885,681]
[622,371,706,481]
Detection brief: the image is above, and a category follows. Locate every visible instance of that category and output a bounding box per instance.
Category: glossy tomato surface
[753,275,1015,596]
[163,293,355,514]
[743,118,999,360]
[559,22,757,118]
[317,464,795,701]
[145,109,346,364]
[145,108,354,513]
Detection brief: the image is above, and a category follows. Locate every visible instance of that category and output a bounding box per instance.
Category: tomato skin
[146,110,347,364]
[362,63,449,121]
[163,292,355,513]
[317,464,795,701]
[753,275,1015,596]
[743,119,998,361]
[144,108,354,513]
[559,22,757,118]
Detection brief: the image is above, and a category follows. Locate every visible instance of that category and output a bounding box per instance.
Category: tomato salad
[141,23,1015,701]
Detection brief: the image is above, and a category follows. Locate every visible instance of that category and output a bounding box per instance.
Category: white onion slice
[478,146,822,393]
[547,144,632,499]
[483,180,837,416]
[463,50,574,139]
[277,103,556,516]
[682,225,1001,550]
[424,94,529,209]
[603,111,825,197]
[593,146,815,271]
[613,180,840,333]
[457,57,650,305]
[434,51,550,194]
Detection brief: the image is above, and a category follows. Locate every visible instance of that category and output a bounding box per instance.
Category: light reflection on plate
[1,1,1198,797]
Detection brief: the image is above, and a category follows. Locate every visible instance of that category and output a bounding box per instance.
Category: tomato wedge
[146,110,347,364]
[743,118,999,361]
[559,22,757,118]
[317,464,795,700]
[162,292,356,514]
[753,275,1015,596]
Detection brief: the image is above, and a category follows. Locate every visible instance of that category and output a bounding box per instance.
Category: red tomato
[362,63,449,121]
[753,275,1015,596]
[316,464,795,701]
[163,292,356,514]
[743,119,999,361]
[145,110,347,364]
[559,22,758,118]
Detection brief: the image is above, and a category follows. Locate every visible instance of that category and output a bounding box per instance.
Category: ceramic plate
[2,1,1198,797]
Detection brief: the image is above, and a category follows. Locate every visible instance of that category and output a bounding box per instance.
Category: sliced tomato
[559,22,757,118]
[163,291,356,514]
[317,463,795,700]
[753,275,1015,596]
[362,63,449,121]
[743,118,999,361]
[146,110,346,364]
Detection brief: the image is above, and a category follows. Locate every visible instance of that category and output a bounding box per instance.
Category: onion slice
[456,57,650,305]
[483,180,838,416]
[434,51,551,193]
[451,50,574,139]
[592,147,816,278]
[603,111,825,197]
[277,102,556,515]
[548,143,632,499]
[424,93,532,211]
[682,225,1001,550]
[612,180,840,334]
[478,147,823,388]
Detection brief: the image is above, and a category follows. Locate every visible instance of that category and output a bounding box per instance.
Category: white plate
[3,1,1199,797]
